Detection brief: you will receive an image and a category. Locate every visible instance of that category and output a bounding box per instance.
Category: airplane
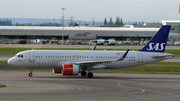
[7,25,174,78]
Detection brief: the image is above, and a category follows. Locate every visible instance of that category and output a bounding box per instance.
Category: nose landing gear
[28,69,33,77]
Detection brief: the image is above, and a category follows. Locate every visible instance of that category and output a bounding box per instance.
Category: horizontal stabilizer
[152,54,174,58]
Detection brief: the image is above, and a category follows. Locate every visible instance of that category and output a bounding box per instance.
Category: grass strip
[93,62,180,74]
[0,61,8,65]
[0,84,6,88]
[0,69,51,72]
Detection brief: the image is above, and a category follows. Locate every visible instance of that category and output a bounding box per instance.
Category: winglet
[92,46,96,51]
[116,49,129,61]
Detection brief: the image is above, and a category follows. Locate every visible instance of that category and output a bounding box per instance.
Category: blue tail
[139,25,171,53]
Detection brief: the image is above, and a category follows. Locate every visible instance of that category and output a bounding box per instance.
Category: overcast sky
[1,0,180,22]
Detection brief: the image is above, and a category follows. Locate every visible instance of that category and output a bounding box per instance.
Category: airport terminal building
[0,26,159,40]
[0,20,179,41]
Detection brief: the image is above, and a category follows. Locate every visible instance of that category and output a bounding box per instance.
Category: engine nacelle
[52,68,62,74]
[62,64,79,75]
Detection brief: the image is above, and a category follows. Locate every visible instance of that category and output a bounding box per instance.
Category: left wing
[75,49,129,65]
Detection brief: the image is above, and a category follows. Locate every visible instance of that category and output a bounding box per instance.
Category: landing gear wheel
[28,73,33,77]
[28,68,33,77]
[87,72,93,78]
[81,71,87,77]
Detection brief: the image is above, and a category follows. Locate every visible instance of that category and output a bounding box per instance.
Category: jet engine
[62,64,79,75]
[52,68,62,73]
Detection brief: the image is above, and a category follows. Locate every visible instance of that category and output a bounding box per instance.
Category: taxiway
[0,72,180,101]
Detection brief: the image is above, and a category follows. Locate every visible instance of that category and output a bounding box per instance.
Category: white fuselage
[8,50,173,70]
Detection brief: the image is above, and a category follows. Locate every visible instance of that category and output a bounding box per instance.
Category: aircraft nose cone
[7,58,14,66]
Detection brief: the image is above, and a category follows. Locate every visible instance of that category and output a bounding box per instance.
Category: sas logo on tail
[146,43,165,51]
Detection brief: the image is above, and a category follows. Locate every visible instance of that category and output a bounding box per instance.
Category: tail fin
[139,25,171,53]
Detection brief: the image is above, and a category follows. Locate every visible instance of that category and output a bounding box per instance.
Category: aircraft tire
[87,72,93,78]
[28,73,33,77]
[81,71,86,77]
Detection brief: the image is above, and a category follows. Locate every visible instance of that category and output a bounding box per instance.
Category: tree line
[103,16,124,26]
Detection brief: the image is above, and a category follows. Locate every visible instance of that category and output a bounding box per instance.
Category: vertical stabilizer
[139,25,171,53]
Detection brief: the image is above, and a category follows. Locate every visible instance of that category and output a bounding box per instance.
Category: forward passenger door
[29,52,34,62]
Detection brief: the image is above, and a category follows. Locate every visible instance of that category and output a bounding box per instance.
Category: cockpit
[17,54,23,58]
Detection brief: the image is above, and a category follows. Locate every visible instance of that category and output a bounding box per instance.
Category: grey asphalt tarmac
[1,72,180,101]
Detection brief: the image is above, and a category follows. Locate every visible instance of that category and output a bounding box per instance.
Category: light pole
[14,18,15,26]
[61,8,66,45]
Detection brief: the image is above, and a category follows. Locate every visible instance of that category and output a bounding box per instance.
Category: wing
[75,49,129,65]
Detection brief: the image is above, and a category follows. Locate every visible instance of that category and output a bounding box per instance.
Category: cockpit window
[17,55,23,58]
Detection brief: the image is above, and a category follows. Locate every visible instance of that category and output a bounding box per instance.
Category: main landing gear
[28,69,33,77]
[81,71,93,78]
[81,71,87,77]
[87,72,93,78]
